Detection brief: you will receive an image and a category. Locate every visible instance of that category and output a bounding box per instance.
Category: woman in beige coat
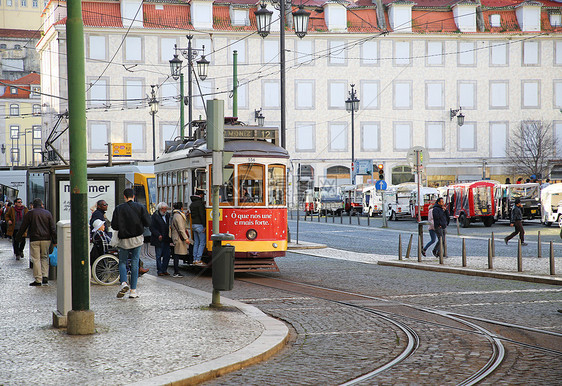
[170,202,191,277]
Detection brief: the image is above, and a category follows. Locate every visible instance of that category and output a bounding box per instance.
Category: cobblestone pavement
[0,238,289,385]
[168,250,562,385]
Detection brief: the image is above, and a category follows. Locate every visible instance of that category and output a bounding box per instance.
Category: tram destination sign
[224,127,278,141]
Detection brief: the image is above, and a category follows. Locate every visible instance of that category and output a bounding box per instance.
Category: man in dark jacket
[111,188,151,299]
[16,198,57,286]
[431,197,449,258]
[189,189,206,265]
[505,198,527,246]
[150,202,172,276]
[90,200,111,235]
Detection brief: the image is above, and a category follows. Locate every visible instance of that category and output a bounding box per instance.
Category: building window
[231,9,249,26]
[295,122,315,152]
[490,81,509,109]
[160,38,177,63]
[295,80,314,110]
[490,42,508,66]
[328,81,346,109]
[295,40,313,65]
[32,0,38,7]
[161,123,177,151]
[88,122,109,151]
[556,41,562,66]
[425,81,444,110]
[124,36,142,62]
[33,125,41,139]
[10,126,19,139]
[550,13,562,27]
[229,39,246,63]
[394,122,412,151]
[7,0,12,6]
[193,79,213,109]
[426,122,444,150]
[393,81,412,110]
[9,104,19,116]
[522,41,539,66]
[521,80,540,109]
[33,148,42,165]
[11,148,20,164]
[30,86,40,98]
[124,79,143,108]
[88,35,106,61]
[394,41,411,66]
[89,79,107,106]
[554,80,562,108]
[159,80,177,108]
[10,87,18,94]
[458,41,476,66]
[263,39,279,65]
[490,14,501,27]
[126,123,145,151]
[0,44,6,49]
[426,41,444,66]
[361,41,379,66]
[555,121,562,156]
[263,80,280,109]
[458,122,476,151]
[361,122,380,151]
[228,79,248,110]
[21,0,26,6]
[458,81,476,109]
[329,40,346,65]
[329,122,347,151]
[361,81,379,110]
[490,122,508,158]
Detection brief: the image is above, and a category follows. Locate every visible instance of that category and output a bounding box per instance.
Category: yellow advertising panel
[112,143,132,157]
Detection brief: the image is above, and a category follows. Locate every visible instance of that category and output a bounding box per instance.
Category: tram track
[237,274,562,384]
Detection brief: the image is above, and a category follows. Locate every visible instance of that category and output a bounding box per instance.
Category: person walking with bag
[421,205,437,257]
[170,202,191,277]
[111,188,151,299]
[16,199,57,286]
[189,190,206,265]
[5,198,28,260]
[150,202,172,276]
[504,198,527,246]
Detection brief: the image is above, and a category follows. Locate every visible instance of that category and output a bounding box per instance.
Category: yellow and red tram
[154,126,288,272]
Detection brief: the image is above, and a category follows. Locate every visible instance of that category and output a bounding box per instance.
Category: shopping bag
[49,246,57,267]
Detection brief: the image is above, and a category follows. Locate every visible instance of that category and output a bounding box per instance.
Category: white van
[540,183,562,225]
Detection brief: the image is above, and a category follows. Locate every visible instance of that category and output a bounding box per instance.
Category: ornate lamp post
[169,35,210,140]
[254,2,310,149]
[148,85,159,161]
[345,84,360,184]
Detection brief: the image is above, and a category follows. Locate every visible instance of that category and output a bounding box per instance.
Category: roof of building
[0,29,41,39]
[0,73,40,99]
[43,0,561,34]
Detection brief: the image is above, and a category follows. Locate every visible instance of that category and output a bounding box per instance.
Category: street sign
[112,143,132,157]
[375,179,387,191]
[355,159,373,175]
[407,146,429,169]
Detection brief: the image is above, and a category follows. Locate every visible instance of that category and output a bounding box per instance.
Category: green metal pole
[66,0,89,311]
[233,50,238,118]
[180,72,185,140]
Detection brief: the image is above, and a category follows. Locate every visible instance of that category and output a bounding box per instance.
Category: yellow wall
[0,2,43,30]
[3,100,42,166]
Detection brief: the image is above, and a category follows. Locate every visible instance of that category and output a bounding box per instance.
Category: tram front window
[239,164,264,205]
[268,164,286,206]
[147,177,157,213]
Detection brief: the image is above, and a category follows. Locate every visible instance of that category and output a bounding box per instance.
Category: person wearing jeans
[189,190,206,265]
[150,202,172,276]
[422,206,437,257]
[111,188,151,299]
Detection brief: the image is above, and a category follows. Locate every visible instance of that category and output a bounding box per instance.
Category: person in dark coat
[431,197,450,258]
[5,198,28,260]
[189,189,206,265]
[505,198,527,246]
[90,200,111,235]
[150,202,173,276]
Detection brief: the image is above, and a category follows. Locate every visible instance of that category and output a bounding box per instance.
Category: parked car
[540,183,562,226]
[445,180,498,227]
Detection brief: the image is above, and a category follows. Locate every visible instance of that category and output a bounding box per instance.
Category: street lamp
[169,35,210,141]
[345,84,360,184]
[254,108,265,126]
[450,107,465,126]
[255,1,310,149]
[148,85,159,162]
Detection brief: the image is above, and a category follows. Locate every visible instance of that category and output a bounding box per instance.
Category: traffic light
[377,163,384,180]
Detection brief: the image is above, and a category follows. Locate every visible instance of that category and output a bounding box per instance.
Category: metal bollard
[537,231,541,258]
[367,214,370,226]
[438,237,444,264]
[491,232,495,257]
[349,212,352,225]
[462,238,467,267]
[405,234,413,259]
[550,241,555,275]
[318,211,321,222]
[357,214,360,226]
[332,212,335,223]
[398,234,402,260]
[517,239,523,272]
[487,239,493,269]
[325,212,328,223]
[417,234,422,262]
[456,218,460,236]
[340,211,343,224]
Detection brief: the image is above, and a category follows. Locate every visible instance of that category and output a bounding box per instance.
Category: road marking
[385,288,562,299]
[307,330,386,336]
[237,297,312,302]
[442,299,561,307]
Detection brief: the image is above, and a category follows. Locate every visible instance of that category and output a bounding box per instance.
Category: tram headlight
[246,229,258,240]
[272,243,278,248]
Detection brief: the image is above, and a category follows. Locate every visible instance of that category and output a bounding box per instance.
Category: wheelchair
[91,249,120,286]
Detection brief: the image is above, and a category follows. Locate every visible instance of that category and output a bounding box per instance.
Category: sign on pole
[375,179,387,191]
[112,143,132,157]
[355,159,373,175]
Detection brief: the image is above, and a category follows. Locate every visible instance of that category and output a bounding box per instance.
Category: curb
[128,276,289,386]
[378,260,562,286]
[288,242,327,250]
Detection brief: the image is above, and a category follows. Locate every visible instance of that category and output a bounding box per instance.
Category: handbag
[49,246,57,267]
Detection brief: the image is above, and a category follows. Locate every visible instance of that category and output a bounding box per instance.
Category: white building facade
[37,0,562,191]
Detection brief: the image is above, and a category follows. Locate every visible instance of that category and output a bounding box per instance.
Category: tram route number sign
[224,128,278,141]
[112,143,132,157]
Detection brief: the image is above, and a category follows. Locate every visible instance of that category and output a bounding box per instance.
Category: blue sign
[375,180,387,191]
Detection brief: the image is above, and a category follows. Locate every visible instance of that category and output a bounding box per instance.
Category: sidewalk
[0,239,288,385]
